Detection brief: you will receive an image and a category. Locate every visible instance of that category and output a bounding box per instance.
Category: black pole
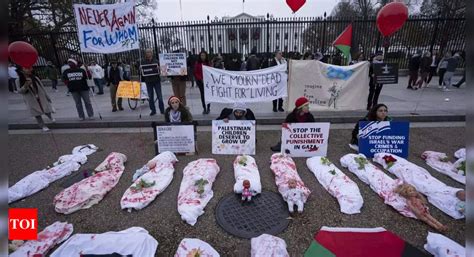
[321,12,327,54]
[151,18,160,58]
[49,32,61,66]
[207,15,212,54]
[266,13,270,55]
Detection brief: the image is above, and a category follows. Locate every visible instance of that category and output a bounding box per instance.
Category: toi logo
[9,208,38,240]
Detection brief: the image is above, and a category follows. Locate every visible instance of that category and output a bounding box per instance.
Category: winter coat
[246,55,261,71]
[164,106,193,123]
[284,111,315,123]
[18,73,54,117]
[408,55,421,72]
[420,56,432,73]
[194,61,210,81]
[216,108,256,120]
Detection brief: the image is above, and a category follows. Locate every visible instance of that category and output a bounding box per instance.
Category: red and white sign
[9,208,38,240]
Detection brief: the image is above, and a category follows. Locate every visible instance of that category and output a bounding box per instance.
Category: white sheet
[50,227,158,257]
[233,155,262,195]
[54,152,127,214]
[270,153,311,206]
[307,156,363,214]
[10,221,73,257]
[424,232,465,257]
[340,154,417,218]
[421,151,465,184]
[251,234,289,257]
[8,144,98,204]
[121,152,177,211]
[177,159,220,226]
[174,238,220,257]
[373,153,464,219]
[454,148,465,159]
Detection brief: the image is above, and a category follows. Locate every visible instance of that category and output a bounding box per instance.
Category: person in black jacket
[164,96,193,123]
[107,60,124,112]
[407,51,422,90]
[62,58,94,120]
[269,50,287,112]
[349,103,392,151]
[270,97,315,152]
[225,54,242,71]
[216,102,256,121]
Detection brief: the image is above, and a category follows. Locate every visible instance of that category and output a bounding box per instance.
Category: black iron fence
[11,14,465,78]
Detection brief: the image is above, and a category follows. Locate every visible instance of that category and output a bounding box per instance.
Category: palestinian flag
[304,227,430,257]
[333,24,353,61]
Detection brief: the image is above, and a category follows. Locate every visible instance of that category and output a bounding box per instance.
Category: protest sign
[373,63,399,84]
[281,123,330,157]
[358,121,409,158]
[212,120,256,155]
[288,60,369,111]
[203,64,287,103]
[156,124,195,154]
[116,81,141,98]
[141,64,160,77]
[159,53,187,76]
[73,2,139,53]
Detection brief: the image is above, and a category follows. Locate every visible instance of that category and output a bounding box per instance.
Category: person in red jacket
[194,51,211,114]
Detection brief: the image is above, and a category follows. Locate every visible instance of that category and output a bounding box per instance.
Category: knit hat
[67,58,77,65]
[295,97,309,109]
[168,96,180,105]
[233,102,247,113]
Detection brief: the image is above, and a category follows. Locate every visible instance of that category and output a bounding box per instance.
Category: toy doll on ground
[241,180,253,201]
[394,183,448,232]
[164,96,193,123]
[284,179,306,213]
[233,155,262,202]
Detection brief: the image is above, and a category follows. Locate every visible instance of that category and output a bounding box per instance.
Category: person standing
[225,54,242,71]
[194,50,211,114]
[186,51,196,87]
[88,61,105,95]
[8,63,19,93]
[407,51,421,90]
[269,50,286,112]
[62,58,94,120]
[367,52,384,110]
[107,60,124,112]
[45,61,59,92]
[245,51,261,71]
[415,51,431,88]
[436,51,451,88]
[170,50,188,106]
[442,52,461,92]
[141,49,165,116]
[426,50,439,85]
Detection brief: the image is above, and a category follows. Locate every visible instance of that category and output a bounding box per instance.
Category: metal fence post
[207,15,212,54]
[151,18,160,57]
[429,12,441,53]
[49,32,61,66]
[266,13,270,55]
[321,12,327,53]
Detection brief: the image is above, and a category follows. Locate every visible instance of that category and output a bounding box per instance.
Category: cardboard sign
[159,53,187,76]
[358,121,409,158]
[281,122,330,157]
[141,63,160,77]
[373,63,399,84]
[212,120,256,155]
[116,81,141,98]
[156,125,195,154]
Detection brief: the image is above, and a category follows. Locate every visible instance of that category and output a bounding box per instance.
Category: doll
[394,183,448,232]
[284,179,305,213]
[241,180,252,201]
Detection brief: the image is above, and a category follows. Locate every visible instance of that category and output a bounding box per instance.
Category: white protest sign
[156,125,195,153]
[204,64,287,103]
[159,53,187,76]
[281,122,330,157]
[212,120,256,155]
[73,2,139,53]
[288,60,369,111]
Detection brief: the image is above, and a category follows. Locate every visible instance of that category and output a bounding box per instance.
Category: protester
[245,50,261,71]
[186,51,195,87]
[18,67,55,131]
[436,51,451,88]
[302,51,314,60]
[170,51,188,106]
[88,61,105,95]
[270,97,315,152]
[62,58,94,120]
[415,51,432,88]
[212,54,225,69]
[314,51,324,61]
[367,52,384,110]
[61,61,71,96]
[77,60,95,95]
[45,61,59,92]
[350,53,365,64]
[407,50,422,90]
[217,102,256,122]
[142,48,165,116]
[269,50,287,112]
[426,50,439,85]
[349,103,392,151]
[194,50,211,114]
[122,62,131,81]
[225,54,242,71]
[8,63,19,93]
[164,96,193,123]
[107,60,124,112]
[442,52,461,92]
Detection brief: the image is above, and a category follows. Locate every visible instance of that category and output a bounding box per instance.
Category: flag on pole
[333,24,353,62]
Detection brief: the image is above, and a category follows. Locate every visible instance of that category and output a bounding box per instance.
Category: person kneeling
[164,96,193,123]
[349,103,391,151]
[217,102,256,122]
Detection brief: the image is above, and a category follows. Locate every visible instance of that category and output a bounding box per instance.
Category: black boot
[206,104,211,114]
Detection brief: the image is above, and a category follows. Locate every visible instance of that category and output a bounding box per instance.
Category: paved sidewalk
[8,75,466,129]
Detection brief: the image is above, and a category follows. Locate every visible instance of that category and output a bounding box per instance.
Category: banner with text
[159,53,187,76]
[74,2,139,53]
[156,125,195,154]
[358,121,409,158]
[204,64,287,103]
[281,122,330,157]
[212,120,256,155]
[288,60,369,111]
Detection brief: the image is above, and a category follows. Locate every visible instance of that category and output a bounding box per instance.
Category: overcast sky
[152,0,340,22]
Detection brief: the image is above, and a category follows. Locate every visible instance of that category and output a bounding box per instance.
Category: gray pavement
[8,75,466,129]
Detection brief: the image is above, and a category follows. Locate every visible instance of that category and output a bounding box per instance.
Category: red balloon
[376,2,408,37]
[8,41,38,68]
[286,0,306,13]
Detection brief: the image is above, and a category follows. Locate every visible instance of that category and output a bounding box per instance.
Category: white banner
[288,60,369,111]
[281,122,330,157]
[212,120,256,155]
[204,64,287,103]
[159,53,187,76]
[156,125,195,153]
[74,2,139,53]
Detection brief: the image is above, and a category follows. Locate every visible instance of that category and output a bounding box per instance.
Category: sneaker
[50,117,56,123]
[452,84,460,88]
[442,87,451,92]
[202,109,207,115]
[348,144,359,152]
[14,90,18,94]
[42,126,50,132]
[79,117,86,121]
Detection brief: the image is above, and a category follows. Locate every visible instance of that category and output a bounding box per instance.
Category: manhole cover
[215,191,290,239]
